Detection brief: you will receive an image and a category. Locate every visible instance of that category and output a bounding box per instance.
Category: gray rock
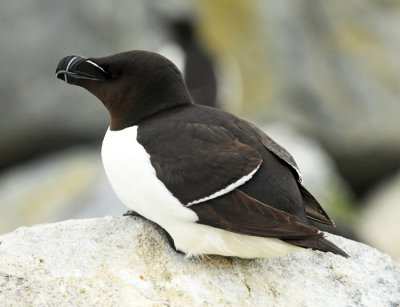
[0,217,399,306]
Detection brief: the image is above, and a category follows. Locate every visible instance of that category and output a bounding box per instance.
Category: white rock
[0,217,399,306]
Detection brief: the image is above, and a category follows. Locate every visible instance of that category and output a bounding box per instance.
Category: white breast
[101,126,198,225]
[101,126,303,258]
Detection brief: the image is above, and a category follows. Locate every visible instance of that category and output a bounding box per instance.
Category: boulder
[0,217,399,306]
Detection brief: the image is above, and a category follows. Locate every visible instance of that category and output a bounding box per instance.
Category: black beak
[56,55,105,85]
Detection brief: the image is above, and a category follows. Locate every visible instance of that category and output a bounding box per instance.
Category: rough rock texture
[0,217,399,306]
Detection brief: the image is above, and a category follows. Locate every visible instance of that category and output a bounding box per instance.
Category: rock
[359,171,400,262]
[0,217,399,306]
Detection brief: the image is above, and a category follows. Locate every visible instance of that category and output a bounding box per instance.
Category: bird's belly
[101,126,197,225]
[166,222,303,258]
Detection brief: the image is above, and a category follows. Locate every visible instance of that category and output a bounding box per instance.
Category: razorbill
[55,51,348,258]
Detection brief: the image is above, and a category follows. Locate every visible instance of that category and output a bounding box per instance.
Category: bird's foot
[123,210,142,217]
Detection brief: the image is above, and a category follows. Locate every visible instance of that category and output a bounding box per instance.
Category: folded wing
[191,189,348,256]
[137,121,262,205]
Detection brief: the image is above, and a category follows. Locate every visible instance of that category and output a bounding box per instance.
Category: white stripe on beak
[65,56,79,71]
[86,60,106,73]
[64,56,79,82]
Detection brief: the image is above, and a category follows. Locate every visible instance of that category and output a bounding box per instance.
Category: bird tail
[283,236,349,258]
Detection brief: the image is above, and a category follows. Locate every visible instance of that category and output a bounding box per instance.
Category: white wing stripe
[186,162,262,206]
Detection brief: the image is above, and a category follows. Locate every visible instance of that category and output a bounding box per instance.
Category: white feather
[101,126,303,258]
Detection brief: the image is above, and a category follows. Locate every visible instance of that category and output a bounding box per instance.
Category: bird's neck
[108,86,193,131]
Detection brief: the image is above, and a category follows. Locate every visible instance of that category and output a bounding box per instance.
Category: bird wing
[137,120,262,205]
[298,184,335,226]
[190,188,348,257]
[191,188,322,239]
[235,120,335,226]
[236,120,303,182]
[137,118,346,254]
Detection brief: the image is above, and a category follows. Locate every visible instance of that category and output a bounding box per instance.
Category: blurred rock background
[0,0,399,261]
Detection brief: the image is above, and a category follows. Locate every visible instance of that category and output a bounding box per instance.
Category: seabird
[55,51,348,258]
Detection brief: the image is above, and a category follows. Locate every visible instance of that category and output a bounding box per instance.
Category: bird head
[56,50,192,130]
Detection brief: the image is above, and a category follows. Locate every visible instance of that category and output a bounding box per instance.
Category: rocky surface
[0,217,399,306]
